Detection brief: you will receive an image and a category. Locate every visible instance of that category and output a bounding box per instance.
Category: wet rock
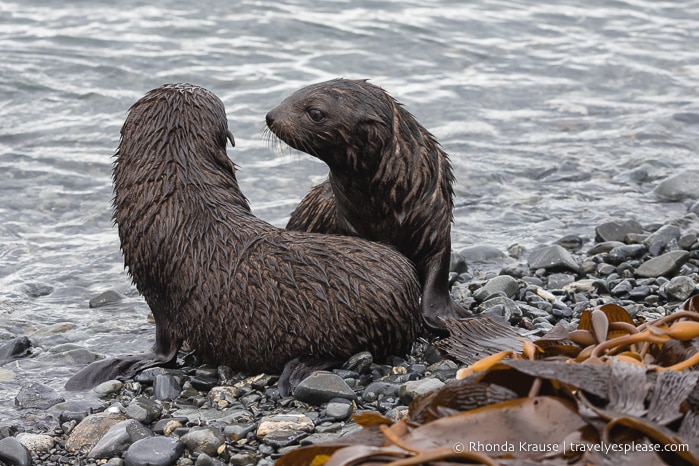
[546,273,575,290]
[0,437,31,466]
[180,426,225,456]
[125,396,162,424]
[643,225,681,256]
[473,275,519,301]
[398,378,445,404]
[257,413,314,438]
[89,290,124,308]
[0,337,31,362]
[595,220,644,243]
[228,452,258,466]
[207,386,242,409]
[88,419,153,459]
[660,276,696,301]
[123,436,184,466]
[66,412,127,453]
[611,279,634,298]
[555,234,584,251]
[293,372,357,405]
[608,244,647,264]
[14,381,64,409]
[458,245,506,263]
[343,351,373,374]
[362,381,400,402]
[325,398,353,420]
[527,245,580,273]
[153,373,182,401]
[94,380,124,397]
[449,251,468,274]
[588,241,624,254]
[15,433,54,453]
[223,423,256,440]
[635,250,691,278]
[653,171,699,201]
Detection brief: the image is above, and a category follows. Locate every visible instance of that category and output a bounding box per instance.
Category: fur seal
[66,83,421,394]
[265,78,469,330]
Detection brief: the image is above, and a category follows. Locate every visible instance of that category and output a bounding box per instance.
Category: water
[1,0,698,426]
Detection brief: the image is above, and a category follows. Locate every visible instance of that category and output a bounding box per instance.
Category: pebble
[153,373,182,401]
[660,275,697,301]
[458,245,506,263]
[398,378,445,404]
[473,275,520,301]
[343,351,373,374]
[292,372,357,405]
[180,426,225,456]
[123,436,184,466]
[0,437,31,466]
[635,250,690,278]
[0,337,32,363]
[527,245,580,273]
[257,413,314,437]
[66,413,126,453]
[14,381,65,410]
[15,433,54,453]
[653,171,699,201]
[94,379,124,397]
[88,419,153,459]
[125,396,162,424]
[89,290,124,308]
[325,398,353,420]
[595,220,644,242]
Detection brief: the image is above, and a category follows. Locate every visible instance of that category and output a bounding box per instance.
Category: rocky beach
[2,173,699,465]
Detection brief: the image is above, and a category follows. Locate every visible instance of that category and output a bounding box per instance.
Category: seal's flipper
[64,346,179,391]
[278,356,342,397]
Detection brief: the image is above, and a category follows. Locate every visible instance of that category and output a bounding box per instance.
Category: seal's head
[266,78,425,174]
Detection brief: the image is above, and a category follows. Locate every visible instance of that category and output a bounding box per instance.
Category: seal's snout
[265,109,277,129]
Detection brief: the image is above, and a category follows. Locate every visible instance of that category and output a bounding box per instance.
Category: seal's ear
[227,129,236,147]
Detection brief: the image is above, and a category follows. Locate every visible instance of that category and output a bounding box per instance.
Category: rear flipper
[278,356,342,397]
[64,345,179,391]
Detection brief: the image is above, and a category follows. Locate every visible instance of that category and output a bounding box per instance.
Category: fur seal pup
[265,78,469,330]
[66,83,421,394]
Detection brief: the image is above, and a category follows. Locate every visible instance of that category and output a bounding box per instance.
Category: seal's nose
[265,110,276,128]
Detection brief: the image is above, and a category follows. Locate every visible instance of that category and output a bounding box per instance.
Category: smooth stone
[14,381,64,410]
[680,233,697,250]
[123,436,184,466]
[180,426,225,456]
[343,352,373,374]
[449,251,468,274]
[94,380,124,397]
[527,245,580,273]
[89,290,124,308]
[476,275,519,301]
[653,171,699,201]
[194,453,216,466]
[660,276,697,301]
[554,234,584,251]
[257,414,314,438]
[190,375,218,392]
[261,430,309,449]
[293,372,357,405]
[546,273,575,290]
[362,382,400,402]
[0,337,32,362]
[153,374,182,401]
[223,423,256,440]
[125,397,162,424]
[458,245,506,263]
[587,241,624,254]
[478,296,520,321]
[611,279,634,298]
[21,282,54,297]
[398,378,445,404]
[16,433,54,453]
[228,452,258,466]
[594,220,644,243]
[608,244,647,264]
[325,398,353,420]
[88,419,153,459]
[0,437,31,466]
[66,413,127,453]
[635,251,691,278]
[596,263,617,275]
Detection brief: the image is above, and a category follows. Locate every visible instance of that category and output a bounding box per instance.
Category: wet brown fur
[266,79,468,327]
[113,83,421,379]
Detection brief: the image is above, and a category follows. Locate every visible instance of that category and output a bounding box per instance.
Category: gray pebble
[123,436,184,466]
[343,351,373,374]
[180,426,225,456]
[594,220,643,243]
[398,378,445,404]
[94,380,124,397]
[325,398,353,420]
[653,171,699,201]
[660,275,696,301]
[89,290,124,308]
[88,419,153,459]
[527,245,580,273]
[458,245,506,263]
[293,372,357,405]
[635,251,691,278]
[125,397,162,424]
[16,433,54,453]
[0,437,31,466]
[475,275,519,301]
[14,381,64,410]
[153,373,182,401]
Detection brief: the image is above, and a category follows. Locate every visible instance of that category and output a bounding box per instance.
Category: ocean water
[1,0,698,425]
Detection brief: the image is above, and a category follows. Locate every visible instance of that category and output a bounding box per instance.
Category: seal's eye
[307,108,325,123]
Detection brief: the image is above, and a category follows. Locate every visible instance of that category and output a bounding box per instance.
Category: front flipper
[278,356,342,397]
[64,341,180,391]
